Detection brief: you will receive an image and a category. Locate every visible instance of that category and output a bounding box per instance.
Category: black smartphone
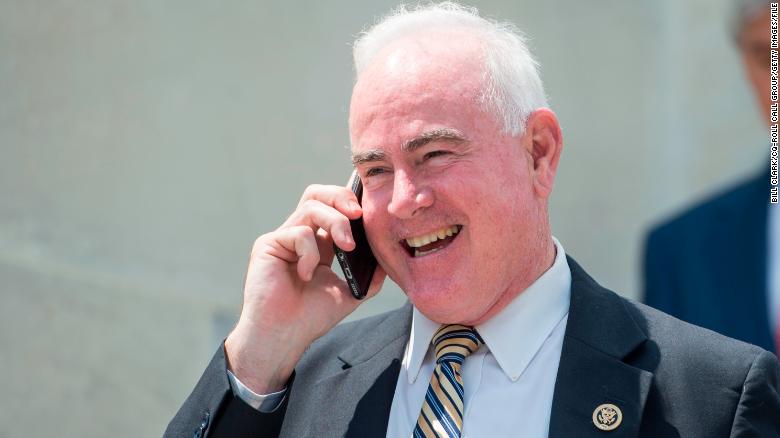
[333,173,378,300]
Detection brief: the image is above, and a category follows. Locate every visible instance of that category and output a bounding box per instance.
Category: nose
[386,170,433,219]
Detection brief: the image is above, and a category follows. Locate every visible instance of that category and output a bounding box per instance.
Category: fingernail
[350,201,361,212]
[343,231,354,245]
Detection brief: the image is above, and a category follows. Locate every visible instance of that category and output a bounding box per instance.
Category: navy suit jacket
[643,168,774,352]
[167,258,780,437]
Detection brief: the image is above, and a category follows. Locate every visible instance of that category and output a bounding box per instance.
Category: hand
[224,183,386,394]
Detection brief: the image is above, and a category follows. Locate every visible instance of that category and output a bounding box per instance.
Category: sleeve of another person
[643,226,679,314]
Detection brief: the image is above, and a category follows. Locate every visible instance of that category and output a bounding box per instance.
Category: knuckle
[254,233,271,247]
[295,228,318,258]
[301,198,321,213]
[302,184,322,199]
[302,225,316,238]
[250,234,271,257]
[335,186,353,201]
[293,225,315,240]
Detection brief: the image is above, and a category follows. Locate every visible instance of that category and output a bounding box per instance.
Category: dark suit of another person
[644,168,775,353]
[166,258,780,438]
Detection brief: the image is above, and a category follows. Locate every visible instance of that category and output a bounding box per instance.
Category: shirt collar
[403,237,571,383]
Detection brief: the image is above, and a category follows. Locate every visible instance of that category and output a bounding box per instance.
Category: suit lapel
[302,304,412,437]
[549,258,653,438]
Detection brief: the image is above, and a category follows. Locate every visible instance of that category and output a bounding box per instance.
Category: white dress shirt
[228,237,571,438]
[386,237,571,438]
[768,202,779,333]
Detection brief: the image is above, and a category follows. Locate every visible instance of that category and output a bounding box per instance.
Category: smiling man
[167,3,780,437]
[350,27,558,326]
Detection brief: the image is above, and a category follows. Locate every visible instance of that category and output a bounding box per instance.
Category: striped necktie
[413,324,484,438]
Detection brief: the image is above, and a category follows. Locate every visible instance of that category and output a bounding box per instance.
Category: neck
[463,234,556,326]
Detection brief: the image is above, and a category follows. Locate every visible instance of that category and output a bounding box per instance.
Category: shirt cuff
[226,369,288,413]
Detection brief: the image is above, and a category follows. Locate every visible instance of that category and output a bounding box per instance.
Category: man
[168,3,780,437]
[644,0,779,353]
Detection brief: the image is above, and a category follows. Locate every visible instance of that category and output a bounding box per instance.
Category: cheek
[471,171,536,249]
[361,204,381,240]
[482,167,532,215]
[361,197,392,253]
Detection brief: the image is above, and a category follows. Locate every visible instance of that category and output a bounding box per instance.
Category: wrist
[224,322,306,394]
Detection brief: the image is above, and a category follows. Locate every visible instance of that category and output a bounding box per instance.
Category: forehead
[349,30,494,152]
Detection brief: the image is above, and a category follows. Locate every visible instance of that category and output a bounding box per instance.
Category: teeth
[415,246,445,257]
[405,225,460,248]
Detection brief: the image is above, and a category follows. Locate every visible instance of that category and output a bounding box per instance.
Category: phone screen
[333,173,378,299]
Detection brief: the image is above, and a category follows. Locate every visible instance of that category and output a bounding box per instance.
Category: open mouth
[400,225,462,257]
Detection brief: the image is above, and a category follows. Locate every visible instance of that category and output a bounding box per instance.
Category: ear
[523,108,563,198]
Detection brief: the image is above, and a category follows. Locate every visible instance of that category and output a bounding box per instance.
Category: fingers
[283,199,355,251]
[265,226,321,281]
[314,228,336,264]
[282,184,364,251]
[298,184,362,220]
[261,184,368,282]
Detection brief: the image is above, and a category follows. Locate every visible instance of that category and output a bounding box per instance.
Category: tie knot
[431,324,484,365]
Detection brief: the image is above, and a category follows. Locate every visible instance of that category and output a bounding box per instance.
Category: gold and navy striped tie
[413,324,483,438]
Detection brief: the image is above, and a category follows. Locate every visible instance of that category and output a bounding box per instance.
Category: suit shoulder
[569,258,770,373]
[623,296,767,373]
[612,292,780,434]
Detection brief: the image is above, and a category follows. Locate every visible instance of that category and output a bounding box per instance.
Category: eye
[423,150,450,160]
[364,167,388,177]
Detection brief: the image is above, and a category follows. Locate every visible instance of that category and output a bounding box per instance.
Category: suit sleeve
[642,226,679,314]
[164,344,293,438]
[729,351,780,437]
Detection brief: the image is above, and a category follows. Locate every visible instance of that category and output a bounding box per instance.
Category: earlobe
[525,108,563,197]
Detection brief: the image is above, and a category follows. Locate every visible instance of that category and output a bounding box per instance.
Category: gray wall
[0,1,766,436]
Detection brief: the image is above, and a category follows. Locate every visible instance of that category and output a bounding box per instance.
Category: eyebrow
[403,128,467,152]
[351,128,468,165]
[351,149,387,165]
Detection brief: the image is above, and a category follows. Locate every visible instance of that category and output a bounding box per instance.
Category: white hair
[352,2,548,136]
[730,0,772,41]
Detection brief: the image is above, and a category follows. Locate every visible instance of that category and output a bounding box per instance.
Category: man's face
[349,33,549,324]
[739,8,772,125]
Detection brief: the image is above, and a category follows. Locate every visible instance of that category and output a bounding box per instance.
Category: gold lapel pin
[592,403,622,431]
